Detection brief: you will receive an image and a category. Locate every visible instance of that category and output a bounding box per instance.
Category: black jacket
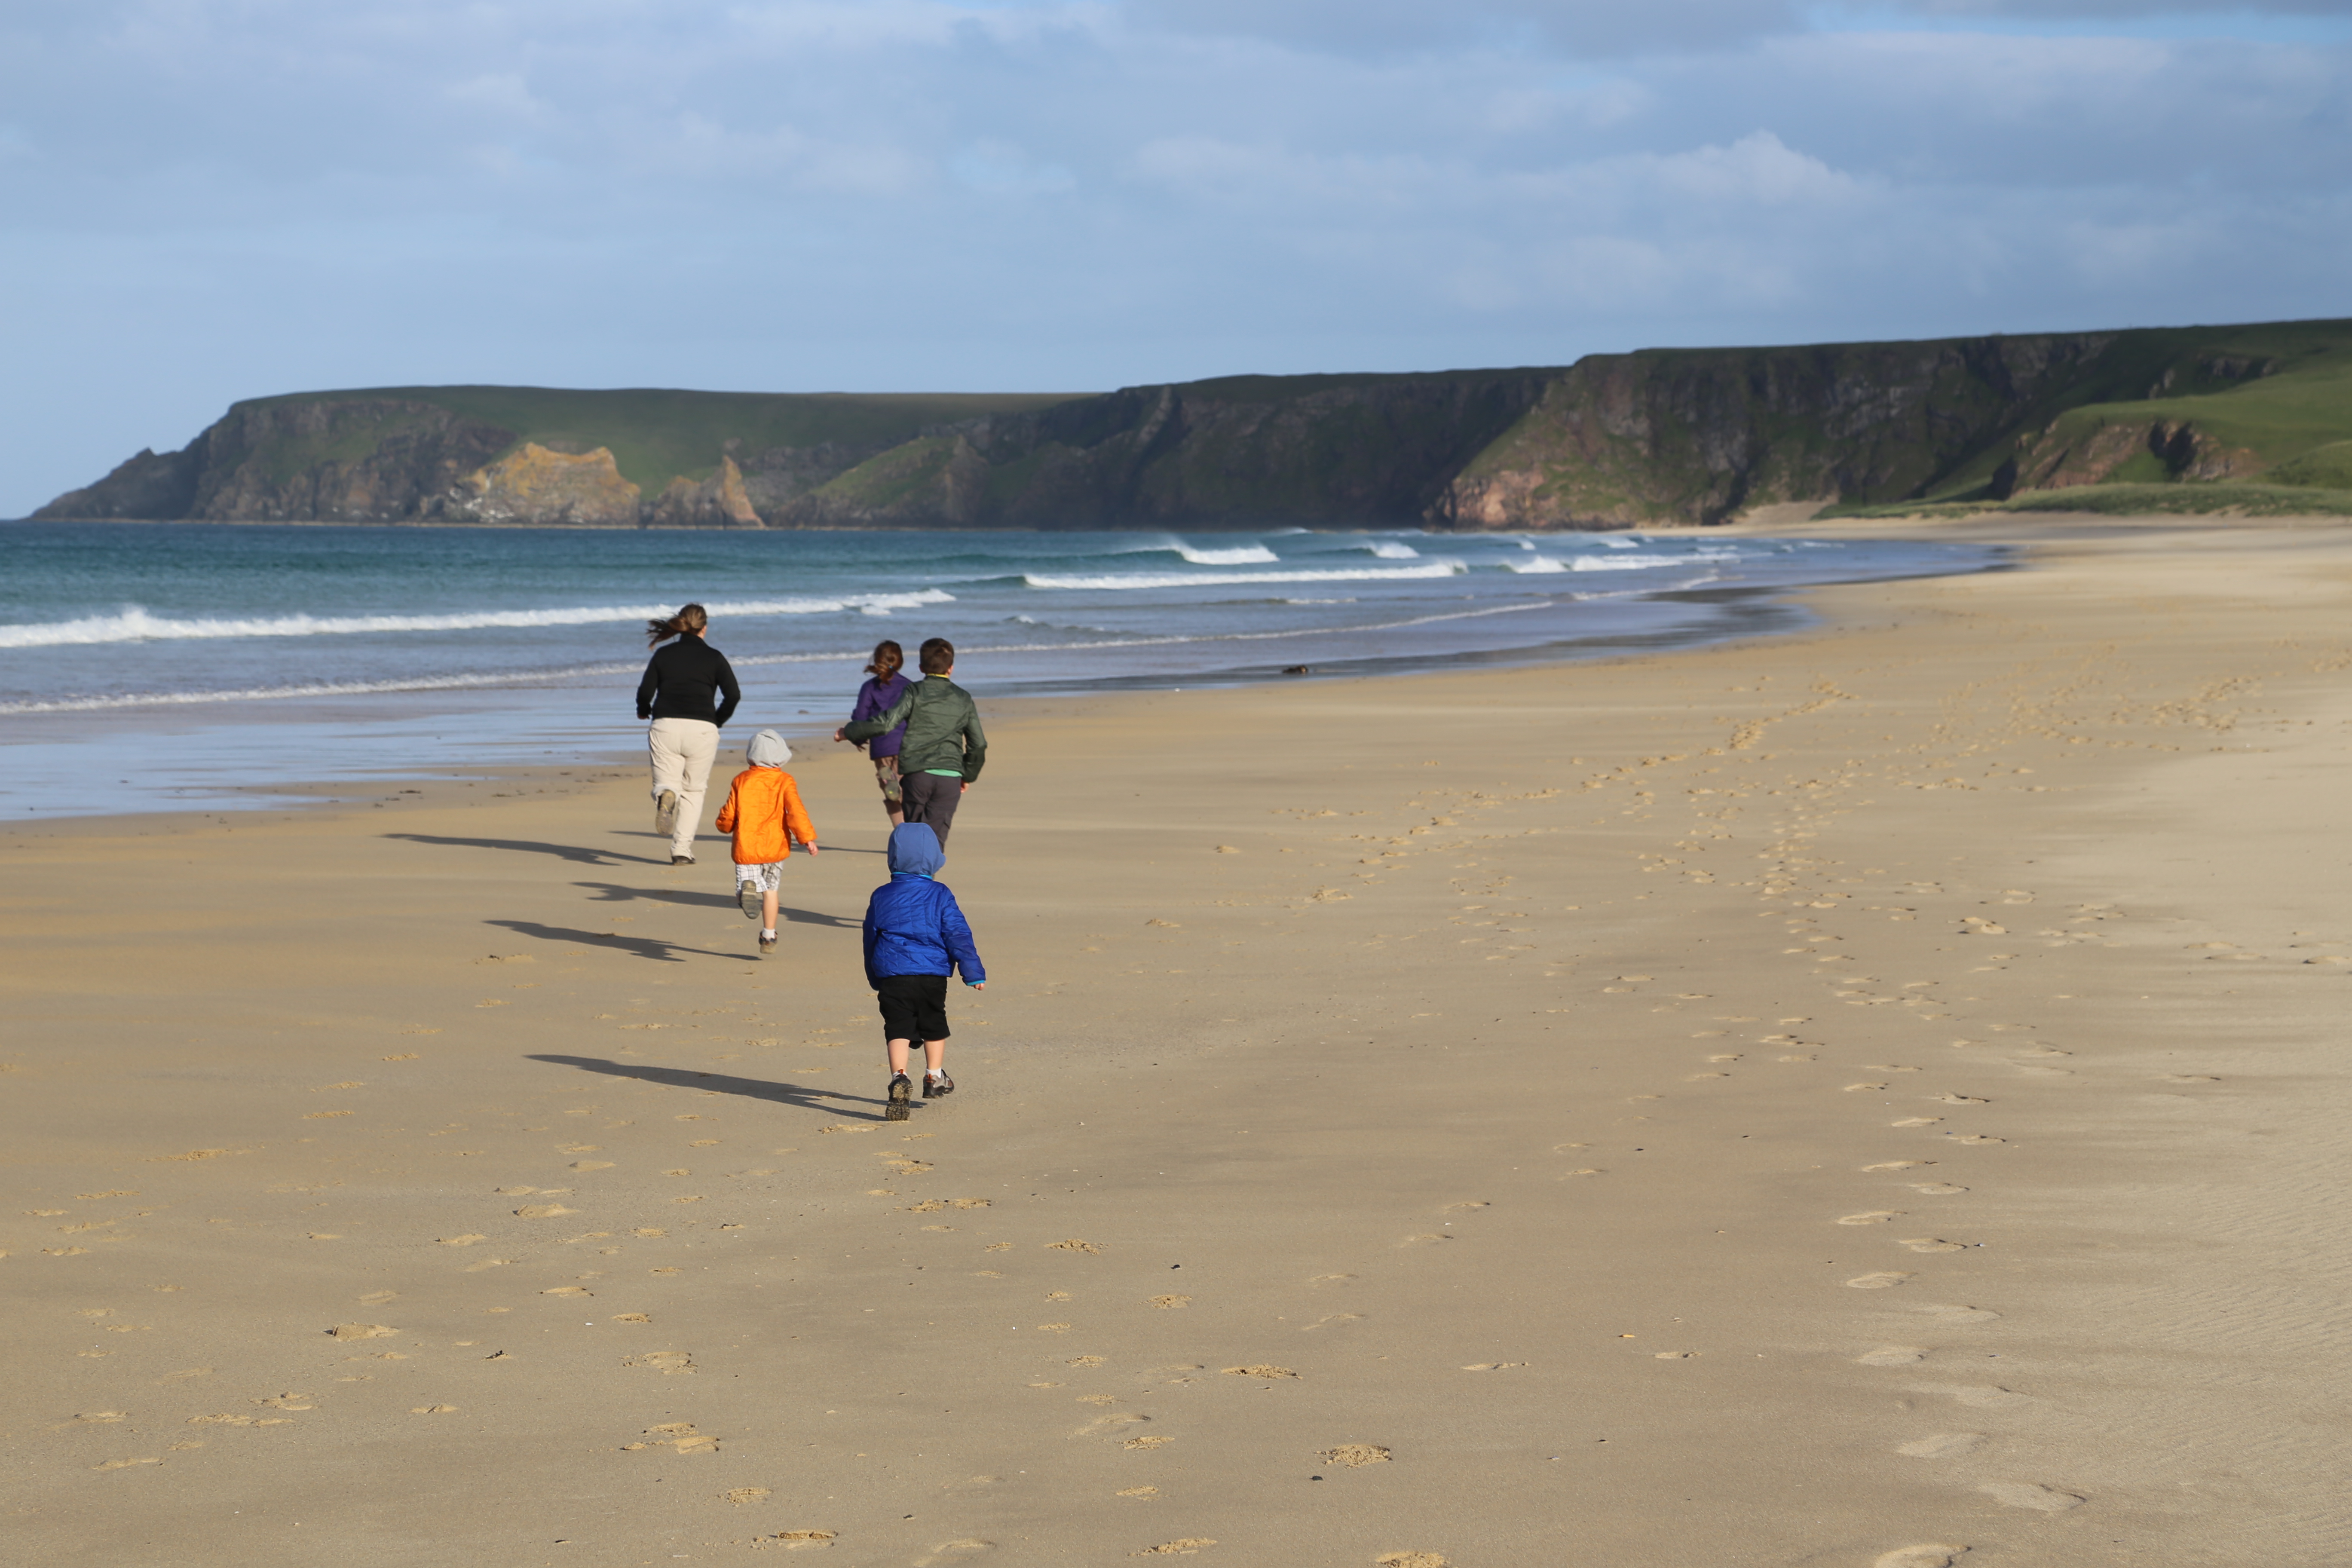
[636,634,742,726]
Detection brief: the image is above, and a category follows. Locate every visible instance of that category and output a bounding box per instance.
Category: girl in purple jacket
[837,639,912,826]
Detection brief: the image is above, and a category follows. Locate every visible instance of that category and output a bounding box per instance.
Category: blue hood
[887,822,944,877]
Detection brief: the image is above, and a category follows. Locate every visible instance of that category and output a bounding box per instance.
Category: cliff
[36,320,2352,529]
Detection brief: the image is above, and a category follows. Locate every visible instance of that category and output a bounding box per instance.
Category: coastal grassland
[240,386,1082,491]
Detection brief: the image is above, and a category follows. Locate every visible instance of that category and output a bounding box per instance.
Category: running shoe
[654,788,679,836]
[922,1071,955,1099]
[671,853,695,866]
[886,1072,914,1121]
[738,882,763,920]
[758,933,778,956]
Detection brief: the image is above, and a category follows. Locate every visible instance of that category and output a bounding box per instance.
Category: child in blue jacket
[863,822,985,1118]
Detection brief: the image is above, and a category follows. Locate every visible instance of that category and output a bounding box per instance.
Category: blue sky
[3,0,2348,512]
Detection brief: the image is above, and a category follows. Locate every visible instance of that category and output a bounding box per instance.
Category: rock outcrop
[647,455,762,528]
[436,443,643,527]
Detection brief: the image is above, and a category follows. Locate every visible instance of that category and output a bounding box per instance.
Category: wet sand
[5,517,2349,1567]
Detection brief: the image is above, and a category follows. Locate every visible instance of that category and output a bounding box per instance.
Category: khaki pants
[647,718,719,858]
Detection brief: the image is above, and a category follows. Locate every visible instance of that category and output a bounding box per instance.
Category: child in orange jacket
[714,729,819,956]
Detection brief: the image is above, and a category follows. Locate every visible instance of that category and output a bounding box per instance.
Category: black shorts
[875,973,951,1042]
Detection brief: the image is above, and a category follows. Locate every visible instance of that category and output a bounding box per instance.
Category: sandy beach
[6,516,2349,1568]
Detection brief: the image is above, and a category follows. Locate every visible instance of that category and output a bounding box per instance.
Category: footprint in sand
[1855,1348,1926,1366]
[1978,1481,2084,1511]
[1910,1303,2000,1323]
[1376,1554,1450,1568]
[1847,1272,1916,1289]
[1898,1238,1966,1253]
[1838,1211,1905,1225]
[1906,1183,1969,1196]
[1320,1444,1391,1467]
[1873,1546,1968,1568]
[1896,1433,1984,1458]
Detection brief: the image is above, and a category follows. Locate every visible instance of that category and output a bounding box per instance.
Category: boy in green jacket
[838,637,986,848]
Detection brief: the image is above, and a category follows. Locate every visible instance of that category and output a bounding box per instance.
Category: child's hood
[886,822,944,877]
[747,729,791,767]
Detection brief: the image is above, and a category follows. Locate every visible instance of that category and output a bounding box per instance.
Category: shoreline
[2,529,2004,823]
[5,516,2348,1564]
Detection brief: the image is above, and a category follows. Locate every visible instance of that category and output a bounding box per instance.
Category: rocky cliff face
[37,398,516,522]
[778,372,1553,528]
[1436,334,2122,527]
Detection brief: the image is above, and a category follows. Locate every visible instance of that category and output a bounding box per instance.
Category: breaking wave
[1024,563,1463,591]
[0,591,957,649]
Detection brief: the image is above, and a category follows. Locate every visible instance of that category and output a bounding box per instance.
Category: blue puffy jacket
[862,823,985,987]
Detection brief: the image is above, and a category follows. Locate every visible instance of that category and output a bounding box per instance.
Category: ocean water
[0,522,1997,818]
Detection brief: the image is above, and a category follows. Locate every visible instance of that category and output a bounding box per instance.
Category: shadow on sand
[571,881,859,928]
[384,833,664,868]
[526,1053,900,1121]
[486,920,751,964]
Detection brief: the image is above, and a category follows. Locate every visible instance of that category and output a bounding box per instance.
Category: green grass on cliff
[1914,320,2352,501]
[242,386,1081,490]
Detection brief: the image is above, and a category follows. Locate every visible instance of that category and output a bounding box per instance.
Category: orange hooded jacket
[714,768,816,864]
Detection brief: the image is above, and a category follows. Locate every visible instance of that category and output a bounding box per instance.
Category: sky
[3,0,2349,513]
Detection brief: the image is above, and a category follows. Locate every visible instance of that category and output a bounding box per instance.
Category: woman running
[837,639,912,827]
[636,603,742,864]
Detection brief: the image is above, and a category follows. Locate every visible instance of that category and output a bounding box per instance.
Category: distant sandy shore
[6,517,2348,1567]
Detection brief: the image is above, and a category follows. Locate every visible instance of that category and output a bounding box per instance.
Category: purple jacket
[849,673,912,757]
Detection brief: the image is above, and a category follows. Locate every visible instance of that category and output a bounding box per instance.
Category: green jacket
[844,675,987,782]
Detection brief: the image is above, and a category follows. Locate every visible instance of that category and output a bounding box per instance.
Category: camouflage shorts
[872,753,903,802]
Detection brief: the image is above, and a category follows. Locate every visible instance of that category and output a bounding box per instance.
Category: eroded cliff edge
[38,320,2352,528]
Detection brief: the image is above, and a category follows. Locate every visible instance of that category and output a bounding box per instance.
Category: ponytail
[646,603,709,647]
[866,639,905,683]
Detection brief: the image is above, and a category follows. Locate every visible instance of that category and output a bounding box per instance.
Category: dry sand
[5,518,2350,1567]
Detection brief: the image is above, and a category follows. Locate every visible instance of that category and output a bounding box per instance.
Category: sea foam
[1023,563,1462,591]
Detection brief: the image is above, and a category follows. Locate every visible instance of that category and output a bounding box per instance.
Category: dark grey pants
[900,771,963,848]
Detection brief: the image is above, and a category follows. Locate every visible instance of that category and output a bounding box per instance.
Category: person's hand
[960,781,971,794]
[832,727,846,742]
[802,843,820,855]
[966,981,985,990]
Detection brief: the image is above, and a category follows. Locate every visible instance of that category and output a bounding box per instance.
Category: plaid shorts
[872,753,903,802]
[735,861,784,894]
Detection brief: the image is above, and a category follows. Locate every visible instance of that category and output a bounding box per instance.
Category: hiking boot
[654,788,679,836]
[757,933,778,956]
[922,1071,955,1099]
[885,1072,914,1121]
[738,882,763,920]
